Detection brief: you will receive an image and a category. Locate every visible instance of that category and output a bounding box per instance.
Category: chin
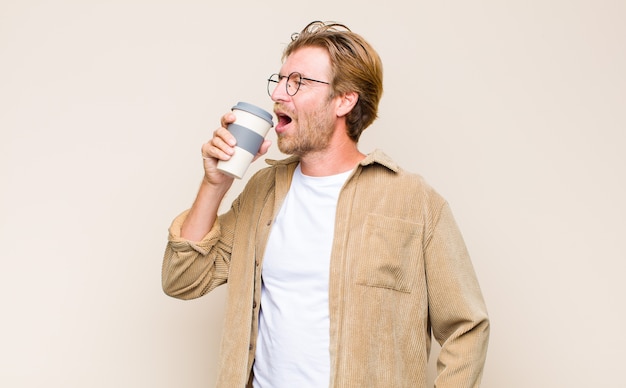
[277,139,303,156]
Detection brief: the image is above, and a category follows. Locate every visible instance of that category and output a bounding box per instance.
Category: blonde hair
[284,21,384,142]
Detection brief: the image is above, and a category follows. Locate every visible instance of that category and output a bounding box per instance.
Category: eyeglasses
[267,72,330,97]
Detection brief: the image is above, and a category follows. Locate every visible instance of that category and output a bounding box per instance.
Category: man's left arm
[424,202,490,387]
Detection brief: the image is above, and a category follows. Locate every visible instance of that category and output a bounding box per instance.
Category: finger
[203,138,234,161]
[214,127,237,147]
[219,112,237,129]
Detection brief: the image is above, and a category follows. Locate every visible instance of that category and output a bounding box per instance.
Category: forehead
[280,46,331,77]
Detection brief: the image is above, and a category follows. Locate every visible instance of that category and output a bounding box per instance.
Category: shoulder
[360,149,445,204]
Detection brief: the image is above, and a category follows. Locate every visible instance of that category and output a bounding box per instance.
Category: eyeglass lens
[267,73,302,96]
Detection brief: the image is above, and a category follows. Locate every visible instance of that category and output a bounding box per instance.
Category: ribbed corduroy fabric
[162,149,490,387]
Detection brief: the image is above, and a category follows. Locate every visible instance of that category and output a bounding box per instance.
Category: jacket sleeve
[161,199,239,300]
[424,202,490,387]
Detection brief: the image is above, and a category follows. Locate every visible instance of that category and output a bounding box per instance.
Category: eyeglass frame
[267,72,330,97]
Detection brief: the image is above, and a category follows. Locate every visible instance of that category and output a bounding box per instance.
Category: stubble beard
[276,104,335,157]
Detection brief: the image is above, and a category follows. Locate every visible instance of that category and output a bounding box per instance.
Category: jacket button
[249,344,253,350]
[266,219,272,226]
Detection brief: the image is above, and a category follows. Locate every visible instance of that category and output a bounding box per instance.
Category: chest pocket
[355,214,423,293]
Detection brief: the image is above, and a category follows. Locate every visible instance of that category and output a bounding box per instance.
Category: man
[162,21,489,387]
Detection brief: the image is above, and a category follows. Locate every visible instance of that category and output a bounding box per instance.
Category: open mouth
[275,112,293,131]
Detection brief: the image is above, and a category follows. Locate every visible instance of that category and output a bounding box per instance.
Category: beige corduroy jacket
[162,150,489,387]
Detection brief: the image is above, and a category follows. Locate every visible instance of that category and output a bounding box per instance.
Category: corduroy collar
[264,149,399,173]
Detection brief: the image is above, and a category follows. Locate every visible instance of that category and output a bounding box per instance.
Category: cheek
[292,94,336,127]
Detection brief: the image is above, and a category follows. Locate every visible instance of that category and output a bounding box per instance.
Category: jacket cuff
[167,209,221,256]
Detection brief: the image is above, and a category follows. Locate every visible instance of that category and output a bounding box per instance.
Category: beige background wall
[1,1,624,387]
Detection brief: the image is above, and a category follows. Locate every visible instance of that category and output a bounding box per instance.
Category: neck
[298,138,365,177]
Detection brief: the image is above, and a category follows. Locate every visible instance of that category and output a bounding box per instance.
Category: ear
[335,91,359,117]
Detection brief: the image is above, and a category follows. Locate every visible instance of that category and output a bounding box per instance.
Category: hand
[200,112,272,185]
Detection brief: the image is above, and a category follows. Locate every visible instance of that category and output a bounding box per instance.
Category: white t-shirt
[253,164,351,388]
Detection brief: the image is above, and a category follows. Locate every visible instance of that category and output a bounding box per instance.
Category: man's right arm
[180,113,240,241]
[161,206,234,299]
[181,112,271,241]
[161,112,271,299]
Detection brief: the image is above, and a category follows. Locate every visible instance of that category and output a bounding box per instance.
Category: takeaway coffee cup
[216,102,275,179]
